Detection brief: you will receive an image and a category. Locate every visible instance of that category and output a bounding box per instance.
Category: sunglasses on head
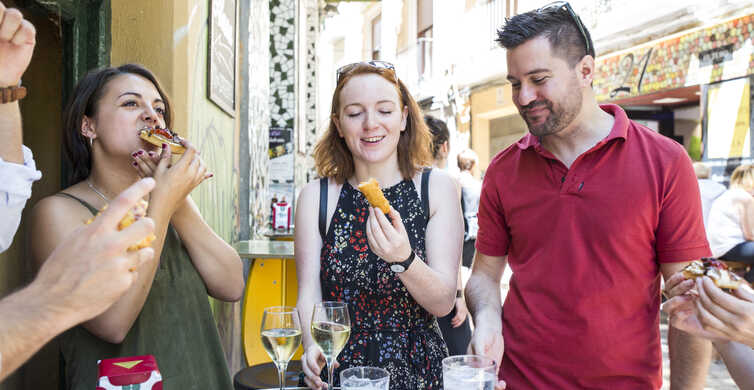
[335,60,397,86]
[537,1,594,59]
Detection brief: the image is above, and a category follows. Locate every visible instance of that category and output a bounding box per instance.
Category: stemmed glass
[311,301,351,389]
[261,306,302,390]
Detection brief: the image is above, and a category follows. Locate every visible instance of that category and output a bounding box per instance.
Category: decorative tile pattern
[269,0,296,129]
[595,14,754,102]
[250,0,271,238]
[295,0,320,188]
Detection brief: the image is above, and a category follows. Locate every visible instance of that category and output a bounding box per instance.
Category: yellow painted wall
[470,84,526,171]
[111,0,243,374]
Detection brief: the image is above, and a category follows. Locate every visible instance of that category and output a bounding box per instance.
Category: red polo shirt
[476,104,710,389]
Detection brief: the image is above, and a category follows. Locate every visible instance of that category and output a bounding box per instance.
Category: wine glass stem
[326,360,335,389]
[277,361,288,390]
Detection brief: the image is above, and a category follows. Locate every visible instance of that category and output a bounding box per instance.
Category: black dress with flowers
[318,172,448,389]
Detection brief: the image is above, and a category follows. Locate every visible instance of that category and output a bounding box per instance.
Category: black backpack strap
[421,168,431,223]
[319,177,328,241]
[460,187,468,235]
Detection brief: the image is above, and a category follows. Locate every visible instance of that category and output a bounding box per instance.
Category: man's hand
[468,323,506,389]
[31,179,157,326]
[0,2,36,86]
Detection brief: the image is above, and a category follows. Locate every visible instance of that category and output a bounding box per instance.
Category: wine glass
[311,301,351,389]
[261,306,303,390]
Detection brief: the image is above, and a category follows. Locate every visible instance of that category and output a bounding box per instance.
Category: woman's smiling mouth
[362,136,385,143]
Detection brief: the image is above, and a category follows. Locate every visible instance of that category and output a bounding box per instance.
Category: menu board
[208,0,236,116]
[269,127,294,183]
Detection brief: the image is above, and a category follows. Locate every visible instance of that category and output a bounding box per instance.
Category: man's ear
[578,55,595,87]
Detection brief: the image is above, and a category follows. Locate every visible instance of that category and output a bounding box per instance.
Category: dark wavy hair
[424,115,449,160]
[62,64,172,184]
[496,6,595,67]
[313,64,432,183]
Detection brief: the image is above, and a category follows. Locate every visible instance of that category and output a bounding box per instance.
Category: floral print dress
[319,178,448,389]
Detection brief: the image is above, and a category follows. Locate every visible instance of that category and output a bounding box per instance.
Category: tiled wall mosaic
[295,0,320,188]
[595,14,754,102]
[270,0,296,129]
[250,0,271,238]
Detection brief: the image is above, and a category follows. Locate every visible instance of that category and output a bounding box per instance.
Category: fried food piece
[682,258,743,290]
[357,178,391,214]
[86,199,156,251]
[139,127,186,154]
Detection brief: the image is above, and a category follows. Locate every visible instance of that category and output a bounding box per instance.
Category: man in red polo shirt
[465,2,713,389]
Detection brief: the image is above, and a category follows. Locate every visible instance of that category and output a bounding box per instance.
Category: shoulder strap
[54,192,98,215]
[460,188,469,235]
[421,168,431,222]
[319,177,328,241]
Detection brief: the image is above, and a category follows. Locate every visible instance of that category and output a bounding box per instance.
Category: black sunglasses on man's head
[335,60,396,86]
[537,1,595,59]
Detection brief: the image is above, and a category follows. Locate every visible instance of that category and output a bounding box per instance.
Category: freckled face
[335,73,408,165]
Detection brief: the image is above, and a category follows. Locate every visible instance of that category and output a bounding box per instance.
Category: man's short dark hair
[424,115,449,160]
[496,6,594,67]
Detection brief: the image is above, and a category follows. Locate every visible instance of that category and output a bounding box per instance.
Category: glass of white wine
[261,306,303,390]
[311,301,351,389]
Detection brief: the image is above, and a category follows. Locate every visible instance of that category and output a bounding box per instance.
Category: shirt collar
[516,104,629,150]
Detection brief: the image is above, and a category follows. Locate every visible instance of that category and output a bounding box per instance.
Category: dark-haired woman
[29,64,243,390]
[295,62,463,390]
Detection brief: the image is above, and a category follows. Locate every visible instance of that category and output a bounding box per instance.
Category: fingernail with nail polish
[162,143,167,149]
[131,152,139,157]
[132,162,138,167]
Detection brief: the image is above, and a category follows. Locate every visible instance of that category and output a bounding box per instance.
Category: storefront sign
[208,0,237,116]
[594,14,754,102]
[704,77,751,160]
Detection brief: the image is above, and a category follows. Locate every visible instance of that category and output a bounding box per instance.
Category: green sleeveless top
[56,193,233,390]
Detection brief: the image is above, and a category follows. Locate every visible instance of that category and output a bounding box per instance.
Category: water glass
[340,366,390,390]
[442,355,496,390]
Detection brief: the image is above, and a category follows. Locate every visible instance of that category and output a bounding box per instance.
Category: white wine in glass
[261,306,302,390]
[311,301,351,389]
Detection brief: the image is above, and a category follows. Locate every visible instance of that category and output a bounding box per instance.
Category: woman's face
[87,73,167,156]
[334,73,408,166]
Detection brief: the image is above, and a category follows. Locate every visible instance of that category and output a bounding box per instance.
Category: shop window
[417,0,433,81]
[371,15,381,60]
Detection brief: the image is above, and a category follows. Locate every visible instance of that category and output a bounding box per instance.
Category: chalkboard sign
[208,0,237,116]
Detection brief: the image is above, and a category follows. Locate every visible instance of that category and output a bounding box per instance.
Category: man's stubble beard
[522,80,583,138]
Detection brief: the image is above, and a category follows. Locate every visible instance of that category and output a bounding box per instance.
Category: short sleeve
[475,169,511,257]
[655,151,712,263]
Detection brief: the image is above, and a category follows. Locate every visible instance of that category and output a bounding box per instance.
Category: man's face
[506,36,584,137]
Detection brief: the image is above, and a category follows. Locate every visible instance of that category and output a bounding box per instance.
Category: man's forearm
[465,270,503,326]
[0,280,77,381]
[0,102,23,164]
[668,327,712,390]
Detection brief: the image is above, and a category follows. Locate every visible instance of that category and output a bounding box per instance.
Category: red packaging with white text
[272,197,291,230]
[96,355,162,389]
